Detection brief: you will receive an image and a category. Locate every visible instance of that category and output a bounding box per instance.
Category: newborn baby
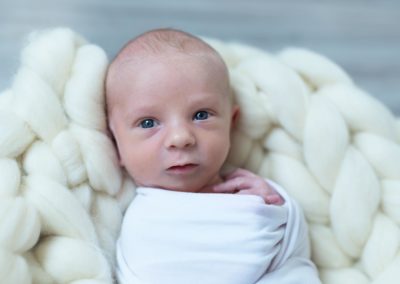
[106,28,321,284]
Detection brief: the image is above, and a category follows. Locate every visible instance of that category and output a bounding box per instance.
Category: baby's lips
[168,163,197,170]
[166,163,199,175]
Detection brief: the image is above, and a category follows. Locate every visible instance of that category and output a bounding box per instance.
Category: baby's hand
[212,168,284,205]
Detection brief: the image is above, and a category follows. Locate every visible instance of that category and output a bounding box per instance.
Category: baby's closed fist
[212,168,284,205]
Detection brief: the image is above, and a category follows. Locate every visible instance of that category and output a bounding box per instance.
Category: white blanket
[116,181,320,284]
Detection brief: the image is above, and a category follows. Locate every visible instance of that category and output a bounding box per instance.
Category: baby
[106,28,320,284]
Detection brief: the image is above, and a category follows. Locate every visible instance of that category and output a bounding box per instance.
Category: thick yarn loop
[308,224,352,268]
[0,28,399,283]
[22,175,99,242]
[51,129,88,187]
[235,55,309,142]
[13,67,68,142]
[278,48,353,88]
[260,153,331,224]
[361,213,400,279]
[304,95,349,192]
[0,197,40,252]
[330,147,380,258]
[354,133,400,179]
[263,128,302,160]
[229,71,273,139]
[319,85,397,141]
[23,141,68,186]
[320,267,370,284]
[0,251,31,284]
[0,159,21,197]
[21,28,84,96]
[34,236,112,283]
[0,109,35,158]
[382,180,400,225]
[64,45,108,132]
[70,124,122,195]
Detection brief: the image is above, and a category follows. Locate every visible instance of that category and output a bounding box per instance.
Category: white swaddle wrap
[116,181,320,284]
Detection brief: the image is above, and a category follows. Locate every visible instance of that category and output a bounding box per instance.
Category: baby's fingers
[237,189,284,205]
[264,193,285,205]
[212,177,250,193]
[224,168,256,181]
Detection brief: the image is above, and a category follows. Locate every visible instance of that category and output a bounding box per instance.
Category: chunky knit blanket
[0,28,399,284]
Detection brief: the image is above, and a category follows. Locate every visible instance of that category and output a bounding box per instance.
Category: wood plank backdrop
[0,0,399,114]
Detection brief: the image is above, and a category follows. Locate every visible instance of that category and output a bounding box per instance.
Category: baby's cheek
[209,137,230,165]
[122,150,146,174]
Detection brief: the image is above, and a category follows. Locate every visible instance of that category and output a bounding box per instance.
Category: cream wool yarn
[0,28,399,284]
[0,28,135,284]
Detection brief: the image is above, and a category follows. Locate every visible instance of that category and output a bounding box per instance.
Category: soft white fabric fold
[116,181,320,284]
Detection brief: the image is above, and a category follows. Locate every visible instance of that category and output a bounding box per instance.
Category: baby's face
[108,54,237,193]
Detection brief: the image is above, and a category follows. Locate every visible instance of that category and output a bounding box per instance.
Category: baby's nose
[165,124,195,149]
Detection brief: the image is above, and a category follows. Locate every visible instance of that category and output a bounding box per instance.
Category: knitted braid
[0,28,135,284]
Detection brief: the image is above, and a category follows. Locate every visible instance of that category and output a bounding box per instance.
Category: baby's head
[106,28,239,193]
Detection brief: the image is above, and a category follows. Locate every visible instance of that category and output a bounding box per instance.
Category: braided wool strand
[0,28,135,284]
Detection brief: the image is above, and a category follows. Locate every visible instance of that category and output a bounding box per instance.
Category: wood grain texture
[1,0,399,114]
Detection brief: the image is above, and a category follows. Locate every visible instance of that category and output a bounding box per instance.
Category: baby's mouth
[167,163,198,173]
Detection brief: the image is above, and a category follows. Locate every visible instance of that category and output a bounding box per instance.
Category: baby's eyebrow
[123,104,159,121]
[188,92,223,106]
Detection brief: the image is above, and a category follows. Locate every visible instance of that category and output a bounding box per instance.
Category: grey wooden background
[1,0,399,114]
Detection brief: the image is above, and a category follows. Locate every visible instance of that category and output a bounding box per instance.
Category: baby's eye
[193,110,209,121]
[139,119,157,128]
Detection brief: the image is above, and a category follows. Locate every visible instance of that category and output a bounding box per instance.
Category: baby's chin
[138,180,220,194]
[133,173,224,193]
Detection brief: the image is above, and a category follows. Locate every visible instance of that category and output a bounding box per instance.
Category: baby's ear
[107,122,123,166]
[231,105,240,129]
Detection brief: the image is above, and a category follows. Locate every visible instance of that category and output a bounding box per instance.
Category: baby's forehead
[108,56,231,111]
[108,48,230,97]
[106,29,231,112]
